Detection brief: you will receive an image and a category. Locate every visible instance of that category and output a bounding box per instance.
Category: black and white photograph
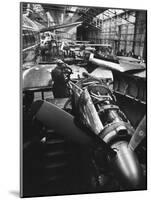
[21,2,147,198]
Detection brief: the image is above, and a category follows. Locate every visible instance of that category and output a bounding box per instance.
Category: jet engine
[70,76,144,189]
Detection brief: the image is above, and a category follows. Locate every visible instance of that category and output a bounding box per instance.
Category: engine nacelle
[71,78,143,189]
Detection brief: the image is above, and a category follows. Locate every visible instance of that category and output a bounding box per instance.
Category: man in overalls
[51,60,72,98]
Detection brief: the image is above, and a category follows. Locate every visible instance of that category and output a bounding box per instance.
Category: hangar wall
[77,10,146,59]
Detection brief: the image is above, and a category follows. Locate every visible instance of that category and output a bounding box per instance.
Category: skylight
[97,9,125,20]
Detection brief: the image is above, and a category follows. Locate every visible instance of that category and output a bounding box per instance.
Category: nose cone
[110,141,143,189]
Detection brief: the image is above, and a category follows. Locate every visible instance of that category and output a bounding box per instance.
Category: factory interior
[21,3,147,198]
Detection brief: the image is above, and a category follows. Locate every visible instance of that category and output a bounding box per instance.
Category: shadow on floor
[9,190,19,197]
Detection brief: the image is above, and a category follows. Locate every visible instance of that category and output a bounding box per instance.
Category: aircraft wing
[90,67,113,81]
[40,21,82,32]
[67,43,111,48]
[117,56,142,63]
[23,64,57,90]
[89,53,145,73]
[118,59,146,72]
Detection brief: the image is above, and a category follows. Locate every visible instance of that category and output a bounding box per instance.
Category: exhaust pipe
[108,141,143,189]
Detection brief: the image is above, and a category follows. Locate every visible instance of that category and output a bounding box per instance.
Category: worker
[49,39,58,58]
[51,60,72,98]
